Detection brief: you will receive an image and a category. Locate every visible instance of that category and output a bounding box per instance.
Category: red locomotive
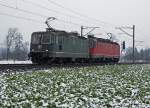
[88,35,120,62]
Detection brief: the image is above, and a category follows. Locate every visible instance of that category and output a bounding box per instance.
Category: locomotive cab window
[31,34,41,44]
[42,34,50,44]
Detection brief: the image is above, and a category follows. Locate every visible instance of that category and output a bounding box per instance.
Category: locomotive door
[58,35,63,51]
[89,37,96,58]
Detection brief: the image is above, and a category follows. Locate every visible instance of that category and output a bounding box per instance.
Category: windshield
[42,33,56,44]
[31,33,55,44]
[42,34,50,44]
[31,33,41,44]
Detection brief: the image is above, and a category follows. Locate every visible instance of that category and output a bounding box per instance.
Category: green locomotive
[29,29,89,64]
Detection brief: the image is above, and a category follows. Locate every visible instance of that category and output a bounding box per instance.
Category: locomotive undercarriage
[30,52,119,64]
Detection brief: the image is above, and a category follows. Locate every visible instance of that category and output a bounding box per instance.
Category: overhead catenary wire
[0,12,43,24]
[21,0,95,25]
[0,12,112,39]
[47,0,118,27]
[0,0,121,37]
[0,0,119,35]
[19,0,117,28]
[0,12,81,35]
[23,0,99,25]
[22,0,115,29]
[0,1,82,27]
[22,0,78,18]
[0,2,47,18]
[0,0,99,27]
[0,0,97,28]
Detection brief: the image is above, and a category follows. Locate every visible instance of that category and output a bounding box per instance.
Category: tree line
[0,28,29,60]
[122,47,150,62]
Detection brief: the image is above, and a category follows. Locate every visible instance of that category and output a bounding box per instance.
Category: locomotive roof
[32,30,87,40]
[88,35,119,45]
[32,30,119,45]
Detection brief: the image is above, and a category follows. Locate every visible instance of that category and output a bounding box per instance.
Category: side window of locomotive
[58,36,63,50]
[42,34,50,44]
[51,34,55,44]
[31,35,37,44]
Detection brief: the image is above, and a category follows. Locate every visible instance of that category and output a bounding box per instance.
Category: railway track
[0,64,54,73]
[0,62,150,73]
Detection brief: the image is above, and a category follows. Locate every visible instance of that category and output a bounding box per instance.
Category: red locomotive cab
[88,35,120,62]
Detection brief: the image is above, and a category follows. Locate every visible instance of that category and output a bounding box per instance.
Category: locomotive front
[29,31,55,64]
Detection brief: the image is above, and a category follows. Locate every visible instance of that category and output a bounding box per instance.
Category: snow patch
[0,60,32,64]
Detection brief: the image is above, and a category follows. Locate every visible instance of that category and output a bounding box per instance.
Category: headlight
[32,49,34,51]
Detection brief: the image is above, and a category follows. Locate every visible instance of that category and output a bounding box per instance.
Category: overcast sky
[0,0,150,48]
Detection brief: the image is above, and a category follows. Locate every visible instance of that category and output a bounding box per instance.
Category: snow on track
[0,60,32,64]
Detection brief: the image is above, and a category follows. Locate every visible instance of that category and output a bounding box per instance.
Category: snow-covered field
[0,65,150,107]
[0,60,32,64]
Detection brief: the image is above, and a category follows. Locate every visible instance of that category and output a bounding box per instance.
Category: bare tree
[6,28,18,60]
[5,28,29,60]
[13,32,23,60]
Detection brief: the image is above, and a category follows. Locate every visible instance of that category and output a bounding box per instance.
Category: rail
[0,62,150,73]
